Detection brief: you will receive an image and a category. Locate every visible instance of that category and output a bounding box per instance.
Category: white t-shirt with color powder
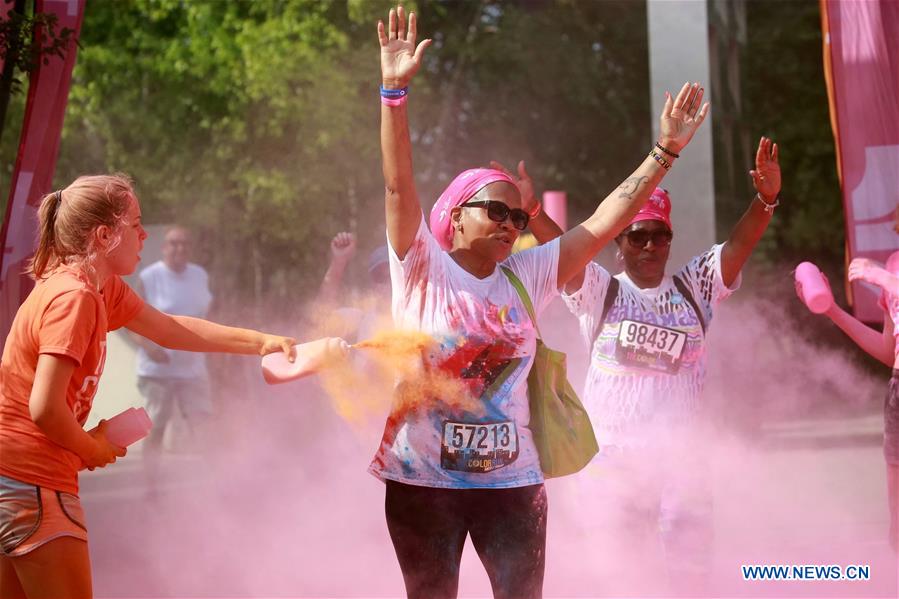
[562,244,739,448]
[369,217,560,489]
[136,261,212,379]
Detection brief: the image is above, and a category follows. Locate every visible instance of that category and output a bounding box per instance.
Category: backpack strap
[598,276,620,332]
[500,266,541,339]
[672,274,706,335]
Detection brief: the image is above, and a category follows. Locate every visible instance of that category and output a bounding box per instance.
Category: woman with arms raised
[372,6,709,598]
[506,136,782,594]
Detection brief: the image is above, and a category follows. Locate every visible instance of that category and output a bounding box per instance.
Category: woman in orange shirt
[0,174,297,598]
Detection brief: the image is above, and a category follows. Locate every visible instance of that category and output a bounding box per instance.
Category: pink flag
[0,0,85,342]
[822,0,899,321]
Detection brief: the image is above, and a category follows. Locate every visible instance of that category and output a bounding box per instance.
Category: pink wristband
[381,95,407,107]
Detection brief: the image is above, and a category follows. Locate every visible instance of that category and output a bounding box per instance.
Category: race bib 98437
[615,319,687,374]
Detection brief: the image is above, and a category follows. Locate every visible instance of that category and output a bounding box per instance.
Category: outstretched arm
[554,83,710,288]
[825,303,894,367]
[126,304,296,358]
[495,84,710,289]
[720,137,781,287]
[379,6,432,259]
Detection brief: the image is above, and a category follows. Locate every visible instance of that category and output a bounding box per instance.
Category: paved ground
[80,401,897,598]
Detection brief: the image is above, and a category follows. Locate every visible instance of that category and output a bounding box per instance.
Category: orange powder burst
[353,329,436,355]
[316,328,484,429]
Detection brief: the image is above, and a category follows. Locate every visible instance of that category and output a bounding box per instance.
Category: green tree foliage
[56,0,379,316]
[742,0,843,269]
[4,0,842,319]
[43,0,650,318]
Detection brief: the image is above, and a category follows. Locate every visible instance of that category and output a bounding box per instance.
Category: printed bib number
[440,421,519,473]
[615,319,686,374]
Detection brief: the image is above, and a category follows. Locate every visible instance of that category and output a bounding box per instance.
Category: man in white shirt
[133,226,213,488]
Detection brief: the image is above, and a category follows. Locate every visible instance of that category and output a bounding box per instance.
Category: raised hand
[750,137,781,203]
[489,160,537,214]
[377,6,432,89]
[848,258,875,283]
[330,231,357,262]
[847,257,896,289]
[658,82,710,154]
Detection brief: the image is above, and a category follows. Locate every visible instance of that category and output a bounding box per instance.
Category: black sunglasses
[462,200,530,231]
[623,229,673,248]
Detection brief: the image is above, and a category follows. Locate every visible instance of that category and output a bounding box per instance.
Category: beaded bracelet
[381,95,408,107]
[654,142,680,159]
[380,85,409,99]
[648,149,672,171]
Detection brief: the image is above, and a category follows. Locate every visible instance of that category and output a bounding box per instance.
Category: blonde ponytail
[29,174,135,280]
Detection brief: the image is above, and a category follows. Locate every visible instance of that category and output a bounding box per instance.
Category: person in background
[131,226,214,491]
[317,231,391,344]
[318,231,358,306]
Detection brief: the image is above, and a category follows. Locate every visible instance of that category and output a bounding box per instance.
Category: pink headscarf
[429,168,518,251]
[627,187,672,230]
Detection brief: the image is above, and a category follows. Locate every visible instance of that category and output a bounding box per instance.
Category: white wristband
[756,192,780,213]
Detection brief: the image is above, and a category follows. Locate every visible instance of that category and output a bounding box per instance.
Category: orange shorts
[0,475,88,557]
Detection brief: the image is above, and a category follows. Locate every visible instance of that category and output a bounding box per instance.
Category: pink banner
[0,0,85,342]
[542,191,568,231]
[822,0,899,322]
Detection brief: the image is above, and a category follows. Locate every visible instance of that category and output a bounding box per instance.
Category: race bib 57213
[440,421,519,473]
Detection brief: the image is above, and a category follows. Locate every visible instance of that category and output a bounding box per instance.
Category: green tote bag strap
[500,265,598,478]
[500,267,541,337]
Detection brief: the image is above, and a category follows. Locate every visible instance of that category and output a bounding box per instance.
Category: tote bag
[501,267,598,478]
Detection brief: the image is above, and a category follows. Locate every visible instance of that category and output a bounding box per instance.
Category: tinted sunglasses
[623,229,673,248]
[462,200,530,231]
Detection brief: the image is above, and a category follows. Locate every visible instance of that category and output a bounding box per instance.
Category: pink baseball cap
[429,168,519,251]
[627,187,672,230]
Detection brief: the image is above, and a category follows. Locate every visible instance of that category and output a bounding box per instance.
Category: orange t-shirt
[0,266,144,494]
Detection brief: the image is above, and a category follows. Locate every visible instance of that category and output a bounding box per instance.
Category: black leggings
[385,480,547,599]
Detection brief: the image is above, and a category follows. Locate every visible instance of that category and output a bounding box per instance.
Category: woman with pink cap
[371,6,709,597]
[516,136,782,594]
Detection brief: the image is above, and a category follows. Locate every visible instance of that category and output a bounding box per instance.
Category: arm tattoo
[617,176,649,200]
